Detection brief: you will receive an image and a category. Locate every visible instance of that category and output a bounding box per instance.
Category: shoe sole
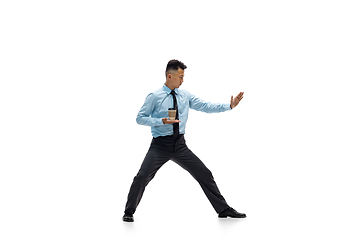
[123,218,134,222]
[218,215,246,218]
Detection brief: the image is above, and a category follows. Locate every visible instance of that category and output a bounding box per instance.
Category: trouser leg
[124,146,170,214]
[172,143,230,213]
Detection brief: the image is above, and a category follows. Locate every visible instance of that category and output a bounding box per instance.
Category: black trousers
[124,134,230,214]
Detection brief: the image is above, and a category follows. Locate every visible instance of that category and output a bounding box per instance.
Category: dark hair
[165,59,187,77]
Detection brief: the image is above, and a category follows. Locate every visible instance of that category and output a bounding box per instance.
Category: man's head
[165,59,187,90]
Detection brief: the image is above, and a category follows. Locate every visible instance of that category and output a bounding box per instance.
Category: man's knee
[203,167,214,179]
[134,171,154,186]
[189,165,213,181]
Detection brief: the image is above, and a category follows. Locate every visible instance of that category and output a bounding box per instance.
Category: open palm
[230,92,244,109]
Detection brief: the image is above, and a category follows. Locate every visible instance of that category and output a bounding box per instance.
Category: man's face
[172,68,184,88]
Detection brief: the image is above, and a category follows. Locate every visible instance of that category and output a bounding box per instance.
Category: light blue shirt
[136,84,232,138]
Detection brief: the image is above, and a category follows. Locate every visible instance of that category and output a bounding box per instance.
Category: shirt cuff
[157,118,165,125]
[225,104,232,111]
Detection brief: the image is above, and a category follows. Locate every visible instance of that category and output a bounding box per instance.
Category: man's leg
[172,141,230,213]
[124,145,170,215]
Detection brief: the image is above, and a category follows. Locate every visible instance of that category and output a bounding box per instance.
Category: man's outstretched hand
[162,118,181,124]
[230,92,244,109]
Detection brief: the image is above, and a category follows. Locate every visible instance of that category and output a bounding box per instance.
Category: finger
[231,95,234,102]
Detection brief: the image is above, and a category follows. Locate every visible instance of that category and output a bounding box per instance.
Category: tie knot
[170,90,176,95]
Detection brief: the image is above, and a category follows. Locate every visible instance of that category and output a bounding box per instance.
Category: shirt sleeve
[189,93,232,113]
[136,93,164,126]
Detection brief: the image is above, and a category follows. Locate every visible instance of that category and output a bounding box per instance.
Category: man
[123,60,245,222]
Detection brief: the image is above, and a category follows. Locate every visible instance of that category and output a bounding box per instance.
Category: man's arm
[189,91,244,112]
[136,93,181,126]
[136,93,164,126]
[189,95,231,113]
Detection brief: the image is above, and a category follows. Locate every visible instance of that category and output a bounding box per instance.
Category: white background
[1,0,359,239]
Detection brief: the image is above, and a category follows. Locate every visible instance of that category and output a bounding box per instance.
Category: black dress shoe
[218,207,246,218]
[123,213,134,222]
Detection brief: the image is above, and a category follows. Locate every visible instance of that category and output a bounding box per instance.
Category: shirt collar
[163,84,178,94]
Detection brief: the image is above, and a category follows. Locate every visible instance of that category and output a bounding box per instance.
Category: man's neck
[165,83,175,90]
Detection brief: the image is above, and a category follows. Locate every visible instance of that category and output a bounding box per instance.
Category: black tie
[170,90,179,138]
